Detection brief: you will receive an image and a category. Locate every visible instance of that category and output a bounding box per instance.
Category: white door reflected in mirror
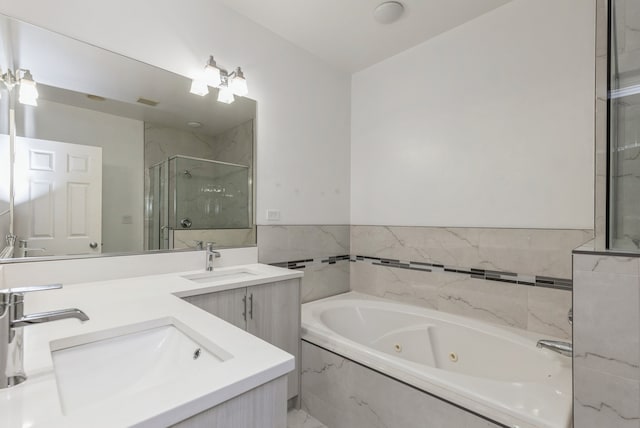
[2,136,102,257]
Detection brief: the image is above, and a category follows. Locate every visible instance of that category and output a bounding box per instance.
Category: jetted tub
[301,292,572,428]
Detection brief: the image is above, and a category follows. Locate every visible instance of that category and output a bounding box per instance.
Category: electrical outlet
[266,209,281,221]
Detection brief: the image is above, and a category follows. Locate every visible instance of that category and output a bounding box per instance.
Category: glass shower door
[172,156,251,230]
[609,0,640,250]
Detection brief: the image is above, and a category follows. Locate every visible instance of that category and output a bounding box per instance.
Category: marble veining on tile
[301,341,501,428]
[258,225,350,264]
[351,262,570,338]
[172,228,256,249]
[287,409,327,428]
[574,365,640,428]
[573,249,640,428]
[573,268,640,380]
[258,225,351,303]
[351,225,592,279]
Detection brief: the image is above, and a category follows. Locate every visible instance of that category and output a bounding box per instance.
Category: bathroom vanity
[183,278,300,401]
[0,259,302,427]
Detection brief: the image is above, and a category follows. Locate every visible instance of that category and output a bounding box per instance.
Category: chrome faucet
[17,240,46,258]
[536,340,572,357]
[206,242,221,271]
[0,284,89,389]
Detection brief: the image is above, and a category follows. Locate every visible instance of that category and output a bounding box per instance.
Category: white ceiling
[217,0,512,72]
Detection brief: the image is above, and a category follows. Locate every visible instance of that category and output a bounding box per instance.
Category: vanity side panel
[171,376,287,428]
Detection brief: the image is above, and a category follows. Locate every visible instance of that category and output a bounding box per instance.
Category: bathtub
[301,292,572,428]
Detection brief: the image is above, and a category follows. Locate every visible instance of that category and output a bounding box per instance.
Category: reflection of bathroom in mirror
[0,14,256,261]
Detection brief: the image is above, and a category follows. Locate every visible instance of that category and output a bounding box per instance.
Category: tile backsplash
[258,224,590,339]
[258,225,350,303]
[351,226,592,279]
[350,226,592,339]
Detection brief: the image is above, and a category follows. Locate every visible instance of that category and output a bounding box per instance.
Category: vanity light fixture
[217,85,235,104]
[229,67,248,97]
[203,56,222,87]
[189,79,209,96]
[189,55,248,104]
[0,68,39,106]
[18,70,38,106]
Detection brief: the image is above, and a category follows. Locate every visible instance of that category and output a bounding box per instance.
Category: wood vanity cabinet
[183,278,301,401]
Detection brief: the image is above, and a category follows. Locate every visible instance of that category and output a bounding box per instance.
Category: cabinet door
[247,279,300,400]
[183,287,247,330]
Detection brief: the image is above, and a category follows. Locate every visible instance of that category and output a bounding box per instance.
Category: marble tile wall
[287,409,327,428]
[301,341,502,428]
[350,226,592,339]
[351,226,592,278]
[573,250,640,427]
[172,228,256,249]
[257,225,350,303]
[144,120,254,169]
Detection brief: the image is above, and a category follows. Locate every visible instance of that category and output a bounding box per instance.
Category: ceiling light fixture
[0,68,39,106]
[189,55,248,104]
[373,1,405,24]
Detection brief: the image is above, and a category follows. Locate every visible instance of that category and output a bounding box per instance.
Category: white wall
[351,0,595,229]
[15,100,144,253]
[0,0,351,226]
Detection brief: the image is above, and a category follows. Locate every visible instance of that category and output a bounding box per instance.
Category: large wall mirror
[0,14,256,261]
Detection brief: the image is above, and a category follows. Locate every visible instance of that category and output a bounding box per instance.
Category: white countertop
[0,263,303,428]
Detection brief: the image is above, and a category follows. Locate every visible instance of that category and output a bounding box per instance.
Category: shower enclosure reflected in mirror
[0,14,256,261]
[149,156,252,250]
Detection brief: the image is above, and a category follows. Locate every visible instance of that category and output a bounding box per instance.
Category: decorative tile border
[269,254,572,290]
[269,255,350,270]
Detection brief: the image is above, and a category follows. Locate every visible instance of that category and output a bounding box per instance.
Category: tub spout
[536,340,572,357]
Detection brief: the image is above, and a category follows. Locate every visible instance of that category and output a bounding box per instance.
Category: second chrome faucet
[206,242,221,271]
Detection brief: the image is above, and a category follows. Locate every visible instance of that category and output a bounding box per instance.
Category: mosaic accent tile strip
[269,255,572,290]
[270,255,350,270]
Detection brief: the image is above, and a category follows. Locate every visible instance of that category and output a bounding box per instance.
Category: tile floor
[287,409,327,428]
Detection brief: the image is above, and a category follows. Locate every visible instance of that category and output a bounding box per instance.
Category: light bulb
[190,79,209,96]
[19,71,38,106]
[217,86,235,104]
[230,68,248,96]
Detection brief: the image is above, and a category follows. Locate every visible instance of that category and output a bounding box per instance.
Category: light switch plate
[266,209,281,221]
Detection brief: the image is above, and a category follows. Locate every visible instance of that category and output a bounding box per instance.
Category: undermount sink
[51,321,230,413]
[181,268,260,284]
